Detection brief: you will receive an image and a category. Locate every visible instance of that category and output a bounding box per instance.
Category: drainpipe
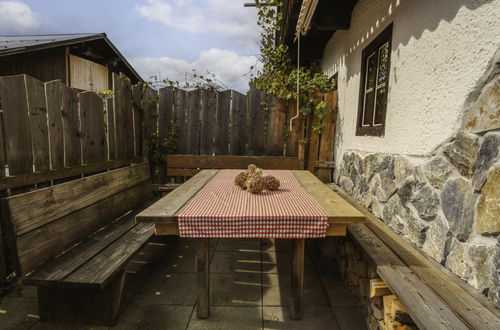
[290,0,319,132]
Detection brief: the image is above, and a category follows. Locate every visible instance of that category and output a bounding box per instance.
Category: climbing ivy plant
[250,0,336,133]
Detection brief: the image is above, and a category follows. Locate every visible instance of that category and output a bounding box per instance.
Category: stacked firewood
[332,237,417,330]
[369,279,417,330]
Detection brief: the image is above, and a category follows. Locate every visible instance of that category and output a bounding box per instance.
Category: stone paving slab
[0,296,39,330]
[114,304,193,330]
[211,251,261,274]
[261,239,293,252]
[261,251,315,275]
[216,238,262,252]
[188,306,263,330]
[263,306,341,330]
[133,272,197,306]
[0,237,366,330]
[210,273,262,306]
[262,273,330,307]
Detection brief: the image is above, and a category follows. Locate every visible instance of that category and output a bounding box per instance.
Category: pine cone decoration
[264,175,280,191]
[234,171,248,189]
[245,173,265,194]
[246,164,263,176]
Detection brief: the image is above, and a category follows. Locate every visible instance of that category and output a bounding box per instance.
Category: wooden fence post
[214,90,231,155]
[316,91,337,182]
[230,91,247,156]
[248,88,266,156]
[158,87,173,183]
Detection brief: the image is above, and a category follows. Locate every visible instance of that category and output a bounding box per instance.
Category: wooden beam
[290,239,305,320]
[0,157,143,190]
[3,163,149,236]
[136,170,218,224]
[370,279,391,298]
[197,238,210,319]
[155,223,179,236]
[165,155,300,171]
[348,224,469,330]
[325,224,346,236]
[292,171,365,224]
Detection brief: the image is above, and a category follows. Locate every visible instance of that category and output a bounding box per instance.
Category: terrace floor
[0,237,366,330]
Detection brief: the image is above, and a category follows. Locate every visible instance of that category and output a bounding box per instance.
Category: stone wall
[337,52,500,307]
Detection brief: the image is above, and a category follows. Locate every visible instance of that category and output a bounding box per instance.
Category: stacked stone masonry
[337,53,500,307]
[338,133,499,307]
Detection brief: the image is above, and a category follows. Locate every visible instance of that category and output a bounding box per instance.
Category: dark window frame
[356,24,393,137]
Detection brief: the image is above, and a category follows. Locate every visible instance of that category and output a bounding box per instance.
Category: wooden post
[197,238,210,318]
[37,270,126,326]
[290,238,305,320]
[0,221,6,281]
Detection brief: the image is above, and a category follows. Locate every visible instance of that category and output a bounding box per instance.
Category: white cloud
[135,0,259,48]
[130,48,261,93]
[0,1,40,33]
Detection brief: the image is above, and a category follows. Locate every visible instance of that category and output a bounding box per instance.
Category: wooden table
[136,170,365,320]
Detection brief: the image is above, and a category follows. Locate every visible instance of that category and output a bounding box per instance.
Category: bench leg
[37,269,125,326]
[290,238,305,320]
[197,238,210,319]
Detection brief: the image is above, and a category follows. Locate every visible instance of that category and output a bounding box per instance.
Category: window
[356,24,392,136]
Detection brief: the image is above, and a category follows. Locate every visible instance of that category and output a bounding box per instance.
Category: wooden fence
[0,72,338,280]
[0,73,146,280]
[149,86,337,182]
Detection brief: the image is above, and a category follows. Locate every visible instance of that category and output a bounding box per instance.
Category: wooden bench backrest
[166,155,300,177]
[2,162,153,276]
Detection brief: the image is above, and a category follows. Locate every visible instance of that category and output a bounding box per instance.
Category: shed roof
[0,33,143,82]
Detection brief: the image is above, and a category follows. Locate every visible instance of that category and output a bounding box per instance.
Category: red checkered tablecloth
[178,170,329,238]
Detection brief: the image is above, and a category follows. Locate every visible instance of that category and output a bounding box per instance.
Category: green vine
[250,0,336,133]
[147,69,227,93]
[148,126,177,167]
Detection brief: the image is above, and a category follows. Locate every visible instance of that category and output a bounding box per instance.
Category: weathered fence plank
[25,75,50,172]
[173,88,186,154]
[45,81,65,170]
[113,73,134,160]
[200,89,216,155]
[143,87,158,153]
[158,87,173,140]
[132,85,144,157]
[266,96,286,156]
[0,75,33,175]
[79,92,106,164]
[61,85,81,167]
[158,87,173,183]
[105,97,115,160]
[306,114,321,174]
[316,91,337,182]
[186,89,201,154]
[214,90,231,155]
[230,91,247,156]
[248,88,266,156]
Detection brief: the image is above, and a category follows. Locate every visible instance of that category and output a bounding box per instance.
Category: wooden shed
[0,33,143,91]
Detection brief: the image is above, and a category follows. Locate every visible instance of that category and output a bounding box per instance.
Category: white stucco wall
[321,0,500,165]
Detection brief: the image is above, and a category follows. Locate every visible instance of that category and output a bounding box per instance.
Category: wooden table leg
[197,238,210,319]
[290,238,305,320]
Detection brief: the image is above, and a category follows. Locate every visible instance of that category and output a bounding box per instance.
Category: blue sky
[0,0,261,92]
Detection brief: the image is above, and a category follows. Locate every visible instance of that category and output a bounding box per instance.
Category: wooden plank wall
[0,73,145,280]
[155,87,290,158]
[158,87,337,183]
[153,87,337,183]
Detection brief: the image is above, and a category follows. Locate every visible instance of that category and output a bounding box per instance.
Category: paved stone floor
[0,237,366,330]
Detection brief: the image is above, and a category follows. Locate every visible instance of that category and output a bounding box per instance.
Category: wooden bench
[156,154,302,191]
[1,162,156,326]
[328,184,500,330]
